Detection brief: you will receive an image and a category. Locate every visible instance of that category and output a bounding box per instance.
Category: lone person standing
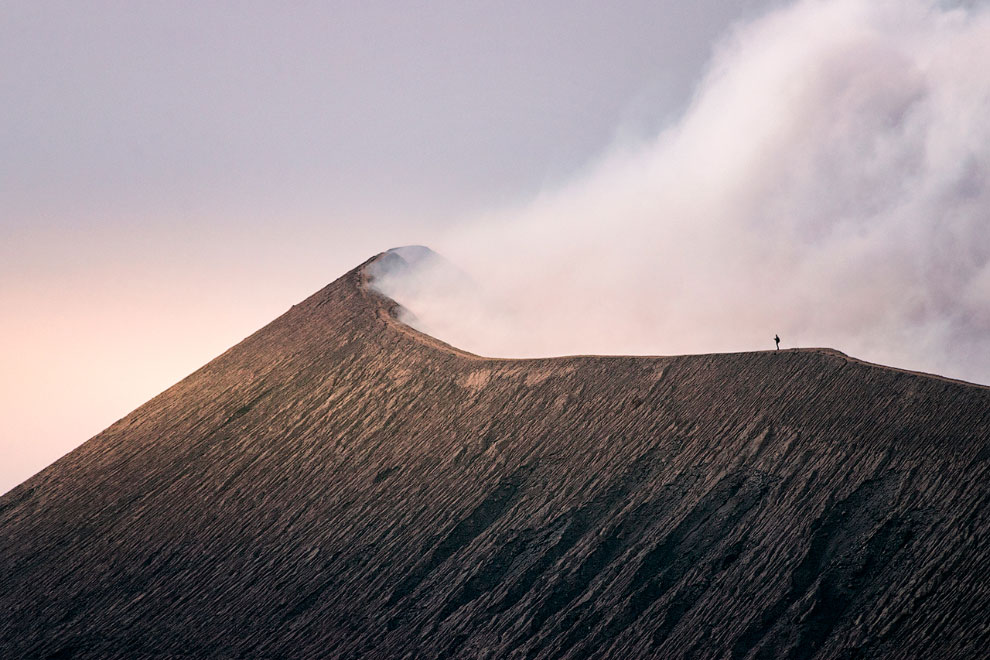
[774,334,781,350]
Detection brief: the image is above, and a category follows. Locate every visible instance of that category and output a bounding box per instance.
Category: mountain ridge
[2,249,989,659]
[366,247,990,390]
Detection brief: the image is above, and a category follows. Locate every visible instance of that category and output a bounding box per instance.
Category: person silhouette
[774,334,780,350]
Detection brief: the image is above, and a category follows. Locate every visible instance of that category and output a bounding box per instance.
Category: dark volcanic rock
[2,250,990,659]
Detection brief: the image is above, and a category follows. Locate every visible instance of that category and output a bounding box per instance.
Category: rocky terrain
[2,248,989,659]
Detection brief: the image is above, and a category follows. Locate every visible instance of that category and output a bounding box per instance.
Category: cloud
[373,0,990,385]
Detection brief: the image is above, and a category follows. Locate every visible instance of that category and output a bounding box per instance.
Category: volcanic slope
[2,249,990,660]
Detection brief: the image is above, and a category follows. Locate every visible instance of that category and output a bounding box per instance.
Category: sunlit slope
[2,250,989,659]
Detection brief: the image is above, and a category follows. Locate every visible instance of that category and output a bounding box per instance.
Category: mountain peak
[2,251,989,659]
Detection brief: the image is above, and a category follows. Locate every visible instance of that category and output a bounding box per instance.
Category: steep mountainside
[2,249,989,659]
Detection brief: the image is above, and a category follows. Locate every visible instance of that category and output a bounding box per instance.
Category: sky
[2,0,988,494]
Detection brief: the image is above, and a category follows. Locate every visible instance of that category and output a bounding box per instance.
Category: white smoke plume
[373,0,990,385]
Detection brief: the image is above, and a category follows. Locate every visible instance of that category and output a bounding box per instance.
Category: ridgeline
[2,249,989,659]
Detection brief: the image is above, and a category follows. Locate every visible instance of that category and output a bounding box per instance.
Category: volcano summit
[2,248,989,659]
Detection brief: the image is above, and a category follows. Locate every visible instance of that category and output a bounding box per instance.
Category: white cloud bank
[374,0,990,385]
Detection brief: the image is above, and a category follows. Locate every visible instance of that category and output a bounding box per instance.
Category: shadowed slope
[2,250,989,659]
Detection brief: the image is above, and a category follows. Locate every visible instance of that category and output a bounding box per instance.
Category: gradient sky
[2,1,782,493]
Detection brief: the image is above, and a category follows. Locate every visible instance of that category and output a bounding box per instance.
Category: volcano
[2,248,989,659]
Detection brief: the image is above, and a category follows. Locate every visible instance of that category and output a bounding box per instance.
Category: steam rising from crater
[372,0,990,384]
